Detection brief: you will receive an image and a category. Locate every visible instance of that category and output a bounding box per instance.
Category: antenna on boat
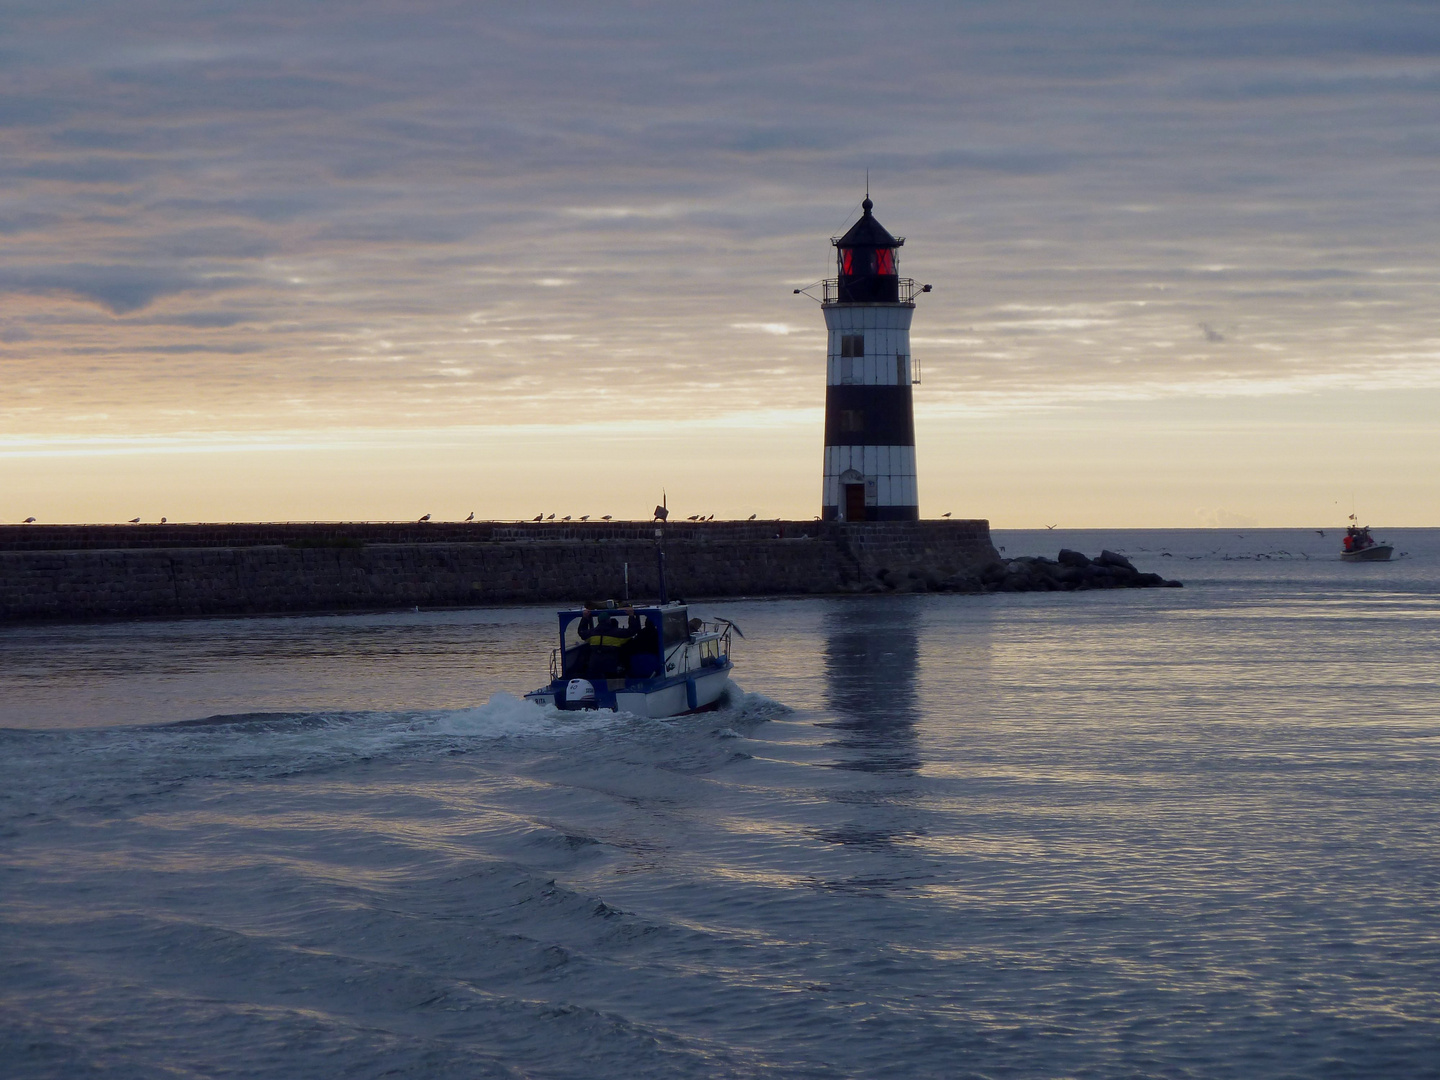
[653,490,669,605]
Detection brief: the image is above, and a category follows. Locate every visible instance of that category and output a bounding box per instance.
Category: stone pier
[0,520,999,621]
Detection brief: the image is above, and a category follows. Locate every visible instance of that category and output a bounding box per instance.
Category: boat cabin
[553,602,724,683]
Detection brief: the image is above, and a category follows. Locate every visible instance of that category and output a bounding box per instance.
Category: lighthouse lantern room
[817,195,924,521]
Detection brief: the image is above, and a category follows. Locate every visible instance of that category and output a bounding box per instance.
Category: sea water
[2,529,1438,1078]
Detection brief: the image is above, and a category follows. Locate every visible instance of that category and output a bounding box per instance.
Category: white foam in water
[717,680,791,721]
[429,684,787,738]
[428,691,622,737]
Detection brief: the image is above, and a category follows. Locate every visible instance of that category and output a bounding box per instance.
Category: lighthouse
[819,195,926,521]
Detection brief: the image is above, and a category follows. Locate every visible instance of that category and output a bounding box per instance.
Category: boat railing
[697,620,734,662]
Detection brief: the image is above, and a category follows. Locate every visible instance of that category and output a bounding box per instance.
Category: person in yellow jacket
[580,607,636,677]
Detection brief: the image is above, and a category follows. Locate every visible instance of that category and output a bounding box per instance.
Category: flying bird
[1316,529,1325,537]
[466,512,474,522]
[1045,524,1056,530]
[419,513,431,522]
[128,517,140,523]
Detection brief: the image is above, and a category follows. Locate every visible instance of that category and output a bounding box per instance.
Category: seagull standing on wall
[129,517,140,523]
[419,514,431,522]
[546,514,555,521]
[23,516,36,523]
[466,512,474,522]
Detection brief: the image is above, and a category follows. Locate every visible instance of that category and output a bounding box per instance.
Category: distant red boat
[1341,523,1392,562]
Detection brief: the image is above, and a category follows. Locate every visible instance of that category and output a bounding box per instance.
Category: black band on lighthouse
[823,385,916,446]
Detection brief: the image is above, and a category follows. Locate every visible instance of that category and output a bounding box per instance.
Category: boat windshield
[558,608,667,680]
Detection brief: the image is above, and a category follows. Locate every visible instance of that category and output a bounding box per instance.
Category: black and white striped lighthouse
[819,196,926,521]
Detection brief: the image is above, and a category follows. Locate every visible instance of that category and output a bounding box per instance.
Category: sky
[2,0,1438,526]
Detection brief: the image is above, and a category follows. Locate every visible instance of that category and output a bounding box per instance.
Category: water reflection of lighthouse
[818,195,928,522]
[819,599,920,774]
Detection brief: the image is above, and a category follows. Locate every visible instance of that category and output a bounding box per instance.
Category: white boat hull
[528,668,730,719]
[615,667,731,718]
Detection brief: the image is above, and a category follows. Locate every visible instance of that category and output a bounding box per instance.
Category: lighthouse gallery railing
[820,277,926,305]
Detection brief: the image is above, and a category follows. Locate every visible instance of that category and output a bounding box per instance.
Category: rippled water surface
[3,529,1438,1078]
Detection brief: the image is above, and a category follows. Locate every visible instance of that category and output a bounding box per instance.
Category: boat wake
[0,681,788,825]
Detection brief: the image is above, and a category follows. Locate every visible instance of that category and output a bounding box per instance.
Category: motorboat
[525,601,736,717]
[1340,524,1392,562]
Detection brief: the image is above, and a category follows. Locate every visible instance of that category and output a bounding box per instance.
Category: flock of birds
[18,516,168,524]
[519,512,774,522]
[20,511,969,525]
[14,512,964,525]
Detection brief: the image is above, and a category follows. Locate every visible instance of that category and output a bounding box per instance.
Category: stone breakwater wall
[0,520,998,621]
[981,549,1183,593]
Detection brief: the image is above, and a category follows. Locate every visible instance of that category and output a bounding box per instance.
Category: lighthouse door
[844,483,867,521]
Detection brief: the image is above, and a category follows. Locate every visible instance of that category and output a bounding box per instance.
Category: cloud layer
[2,0,1439,443]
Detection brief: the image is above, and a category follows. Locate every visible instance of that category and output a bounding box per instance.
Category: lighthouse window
[840,248,855,275]
[840,335,864,358]
[876,248,896,275]
[840,409,865,433]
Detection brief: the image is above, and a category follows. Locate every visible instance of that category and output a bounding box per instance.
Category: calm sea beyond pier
[3,527,1437,1078]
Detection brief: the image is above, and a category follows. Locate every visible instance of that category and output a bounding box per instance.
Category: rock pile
[867,548,1182,593]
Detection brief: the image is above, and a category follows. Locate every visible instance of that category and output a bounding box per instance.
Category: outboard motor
[564,678,596,707]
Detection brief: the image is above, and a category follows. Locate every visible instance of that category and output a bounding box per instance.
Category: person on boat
[586,613,636,678]
[563,602,601,676]
[620,614,662,678]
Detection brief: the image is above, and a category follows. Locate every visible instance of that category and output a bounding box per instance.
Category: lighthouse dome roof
[833,196,903,248]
